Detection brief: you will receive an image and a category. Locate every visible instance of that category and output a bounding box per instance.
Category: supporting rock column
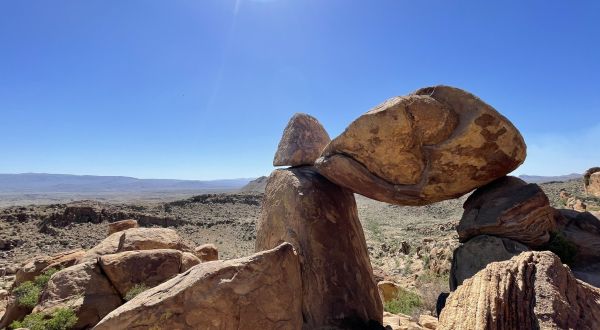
[256,166,383,329]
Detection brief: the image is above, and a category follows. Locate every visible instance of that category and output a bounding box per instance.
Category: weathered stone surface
[555,209,600,268]
[180,252,200,272]
[194,243,218,262]
[457,176,555,246]
[13,249,85,287]
[315,86,526,205]
[80,227,193,262]
[107,219,138,235]
[93,243,302,330]
[419,315,438,329]
[585,167,600,197]
[34,261,122,329]
[439,251,600,330]
[378,281,401,303]
[256,167,382,328]
[99,249,183,298]
[450,235,528,291]
[273,113,330,167]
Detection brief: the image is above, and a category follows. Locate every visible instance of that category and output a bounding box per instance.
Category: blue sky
[1,0,599,180]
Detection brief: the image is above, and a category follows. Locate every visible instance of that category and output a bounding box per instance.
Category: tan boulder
[450,235,528,290]
[457,176,555,246]
[34,261,122,329]
[584,167,600,197]
[180,252,201,272]
[419,315,438,329]
[99,249,183,298]
[80,227,193,262]
[194,243,218,262]
[273,113,330,167]
[13,249,85,287]
[378,281,401,303]
[315,86,526,206]
[107,219,138,235]
[567,197,587,212]
[256,167,382,328]
[439,251,600,329]
[93,243,302,330]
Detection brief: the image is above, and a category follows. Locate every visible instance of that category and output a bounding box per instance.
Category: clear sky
[1,1,599,180]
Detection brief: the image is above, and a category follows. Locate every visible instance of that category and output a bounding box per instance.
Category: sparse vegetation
[12,268,59,308]
[383,288,423,315]
[125,283,149,301]
[10,307,77,330]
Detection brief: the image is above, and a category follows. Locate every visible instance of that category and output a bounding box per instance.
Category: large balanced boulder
[33,261,122,329]
[256,166,382,328]
[585,167,600,197]
[457,176,555,246]
[315,86,526,205]
[449,235,528,290]
[273,113,330,167]
[98,249,185,298]
[93,243,302,330]
[439,251,600,329]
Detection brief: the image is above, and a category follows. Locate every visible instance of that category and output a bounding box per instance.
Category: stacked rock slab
[273,112,330,167]
[315,85,526,205]
[585,167,600,197]
[256,166,382,328]
[93,243,302,330]
[439,251,600,329]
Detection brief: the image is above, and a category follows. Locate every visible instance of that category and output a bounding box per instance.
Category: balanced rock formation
[34,261,122,329]
[194,243,218,262]
[585,167,600,197]
[256,166,382,328]
[439,251,600,329]
[449,235,528,290]
[273,113,330,167]
[457,176,555,246]
[315,86,526,205]
[107,219,138,235]
[93,243,302,330]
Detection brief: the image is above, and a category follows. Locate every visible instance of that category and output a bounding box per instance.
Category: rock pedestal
[256,166,382,328]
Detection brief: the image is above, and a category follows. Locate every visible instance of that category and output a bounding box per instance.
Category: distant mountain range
[518,173,581,183]
[0,173,253,193]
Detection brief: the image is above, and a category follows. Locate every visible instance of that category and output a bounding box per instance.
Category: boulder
[0,296,29,329]
[273,113,330,167]
[449,235,528,290]
[255,167,382,328]
[180,252,201,272]
[378,281,401,303]
[93,243,302,330]
[33,261,122,329]
[99,249,183,298]
[584,167,600,197]
[80,227,193,262]
[567,197,587,212]
[457,176,555,246]
[315,86,526,206]
[419,315,438,329]
[13,249,85,287]
[555,209,600,267]
[439,251,600,329]
[194,243,218,262]
[107,219,138,235]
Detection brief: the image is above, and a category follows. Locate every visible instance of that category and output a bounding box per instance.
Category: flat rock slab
[315,85,526,205]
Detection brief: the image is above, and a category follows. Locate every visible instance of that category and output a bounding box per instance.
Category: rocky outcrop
[13,249,85,287]
[194,243,218,262]
[584,167,600,197]
[34,261,122,329]
[555,209,600,268]
[273,113,330,167]
[93,243,302,330]
[457,176,555,246]
[439,251,600,329]
[107,219,138,235]
[449,235,528,290]
[99,249,184,298]
[256,166,382,328]
[315,86,526,205]
[80,227,193,262]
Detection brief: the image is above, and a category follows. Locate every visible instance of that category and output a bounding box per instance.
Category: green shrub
[10,308,77,330]
[13,281,41,308]
[124,283,149,301]
[383,288,423,315]
[12,268,60,308]
[543,232,578,266]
